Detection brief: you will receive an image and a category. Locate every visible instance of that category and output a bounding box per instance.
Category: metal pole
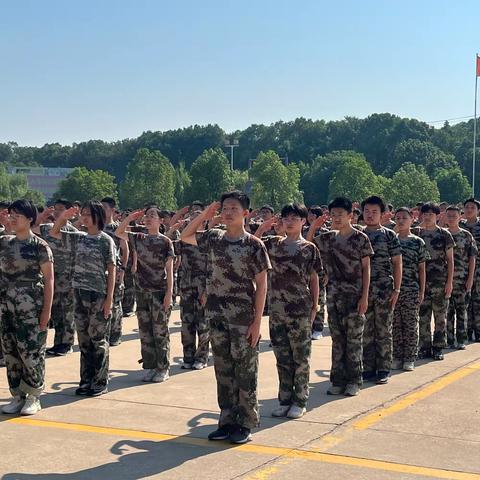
[230,146,234,170]
[474,54,478,197]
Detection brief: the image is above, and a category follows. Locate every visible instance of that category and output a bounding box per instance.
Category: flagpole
[474,53,478,197]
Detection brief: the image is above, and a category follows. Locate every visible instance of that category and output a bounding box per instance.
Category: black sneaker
[87,386,108,397]
[109,340,122,347]
[75,385,91,396]
[54,344,73,356]
[432,348,444,361]
[46,346,58,356]
[207,425,233,441]
[376,371,390,384]
[362,371,376,382]
[229,427,252,444]
[417,347,432,359]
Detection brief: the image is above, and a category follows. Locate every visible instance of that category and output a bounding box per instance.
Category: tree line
[0,113,478,208]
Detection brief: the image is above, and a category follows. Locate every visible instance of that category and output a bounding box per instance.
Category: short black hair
[260,205,274,214]
[0,201,10,210]
[394,207,412,217]
[220,190,250,210]
[387,203,394,212]
[54,198,72,209]
[160,210,172,218]
[353,208,361,216]
[281,203,308,219]
[328,197,352,213]
[420,202,440,215]
[81,200,106,230]
[73,201,82,208]
[191,201,204,209]
[446,205,461,213]
[308,205,323,217]
[416,202,424,208]
[464,198,480,209]
[101,197,116,208]
[8,199,37,226]
[361,195,386,213]
[144,206,165,218]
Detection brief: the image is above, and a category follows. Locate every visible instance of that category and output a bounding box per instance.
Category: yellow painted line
[353,362,480,431]
[7,417,480,479]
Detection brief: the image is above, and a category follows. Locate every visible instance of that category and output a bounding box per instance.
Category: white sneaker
[20,395,41,416]
[2,396,25,414]
[311,331,323,340]
[403,361,415,371]
[192,361,207,370]
[271,405,291,417]
[142,369,156,382]
[287,405,306,419]
[151,370,169,383]
[391,359,403,370]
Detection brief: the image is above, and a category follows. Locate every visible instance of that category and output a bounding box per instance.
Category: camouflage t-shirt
[382,220,396,230]
[63,231,116,294]
[196,228,271,326]
[0,233,53,285]
[263,236,323,317]
[176,240,207,293]
[360,226,402,291]
[128,232,174,292]
[40,222,78,292]
[314,229,374,297]
[449,228,477,286]
[398,234,428,293]
[413,226,455,288]
[460,219,480,276]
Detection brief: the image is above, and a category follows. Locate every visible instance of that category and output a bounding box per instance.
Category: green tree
[55,167,118,204]
[250,150,302,210]
[121,148,176,209]
[174,162,192,207]
[328,155,386,202]
[186,148,233,203]
[0,163,45,204]
[435,167,472,204]
[389,163,440,207]
[231,169,249,192]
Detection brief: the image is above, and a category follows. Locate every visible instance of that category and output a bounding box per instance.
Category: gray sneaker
[344,384,360,396]
[2,396,25,414]
[391,359,403,370]
[21,395,41,416]
[151,370,169,383]
[287,405,306,419]
[271,405,290,417]
[142,369,156,382]
[327,385,344,395]
[403,361,415,371]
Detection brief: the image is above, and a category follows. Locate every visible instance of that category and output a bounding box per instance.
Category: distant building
[7,166,73,201]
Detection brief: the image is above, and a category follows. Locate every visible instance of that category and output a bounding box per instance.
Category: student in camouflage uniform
[360,196,402,384]
[414,203,454,360]
[0,200,54,416]
[446,206,477,349]
[102,197,129,347]
[461,198,480,341]
[256,204,322,419]
[0,202,12,368]
[50,201,116,397]
[34,199,78,356]
[116,207,174,383]
[314,197,374,397]
[181,191,271,445]
[176,210,209,370]
[392,207,427,371]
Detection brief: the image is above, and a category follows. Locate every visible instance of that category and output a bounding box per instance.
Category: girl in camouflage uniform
[0,200,54,416]
[115,207,174,383]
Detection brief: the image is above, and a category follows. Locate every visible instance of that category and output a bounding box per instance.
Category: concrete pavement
[1,307,480,479]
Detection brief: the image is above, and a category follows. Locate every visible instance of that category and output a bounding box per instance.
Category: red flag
[477,55,480,77]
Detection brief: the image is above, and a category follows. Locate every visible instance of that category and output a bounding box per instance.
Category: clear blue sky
[1,0,479,146]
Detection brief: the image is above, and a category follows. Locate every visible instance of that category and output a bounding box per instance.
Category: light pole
[224,139,239,170]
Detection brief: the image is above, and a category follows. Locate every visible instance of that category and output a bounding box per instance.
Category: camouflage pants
[209,318,259,429]
[419,287,448,350]
[363,292,393,373]
[270,314,311,408]
[447,287,469,345]
[74,289,110,389]
[393,291,419,363]
[327,295,365,387]
[109,282,124,344]
[51,288,75,347]
[467,279,480,338]
[180,288,209,364]
[0,286,46,397]
[136,289,171,371]
[122,268,136,314]
[312,286,326,332]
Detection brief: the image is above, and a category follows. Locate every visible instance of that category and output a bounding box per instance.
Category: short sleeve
[468,234,478,258]
[418,239,427,263]
[310,244,323,275]
[165,238,175,259]
[387,231,402,258]
[38,241,54,266]
[104,237,116,265]
[360,235,374,258]
[39,223,53,240]
[196,230,215,254]
[251,239,272,276]
[127,232,138,253]
[445,230,455,251]
[61,230,84,251]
